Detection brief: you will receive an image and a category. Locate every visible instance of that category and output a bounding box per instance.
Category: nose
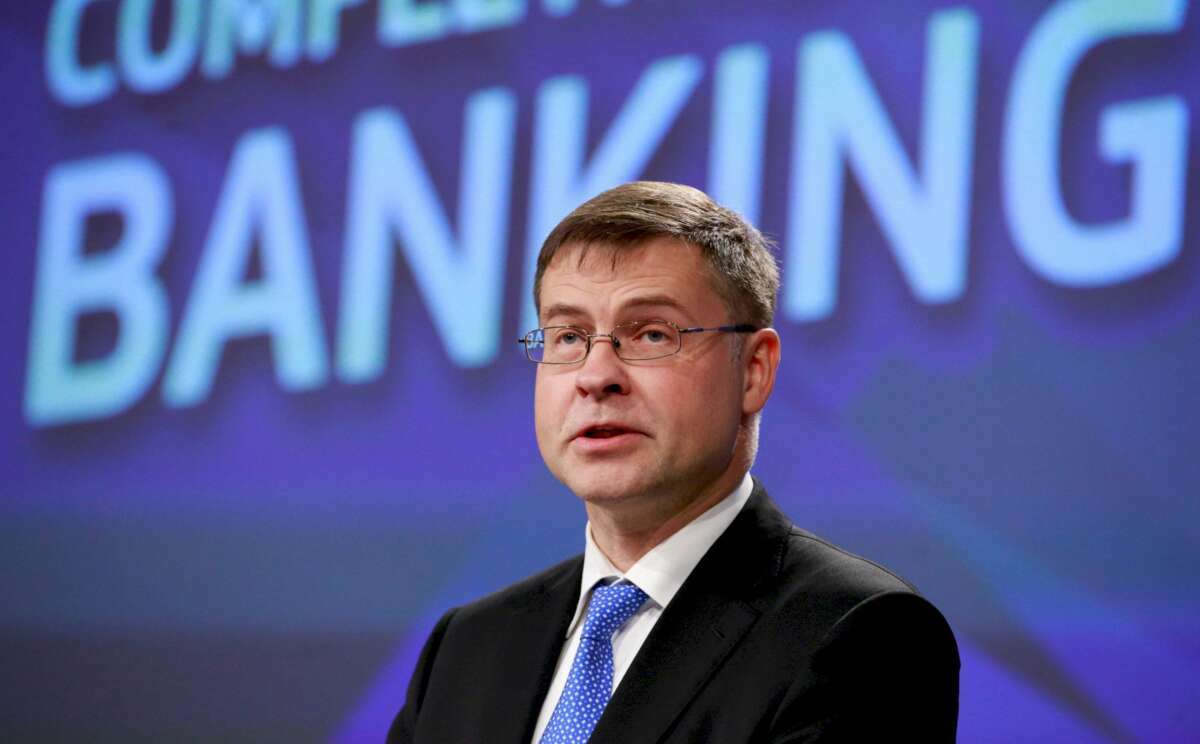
[574,336,629,400]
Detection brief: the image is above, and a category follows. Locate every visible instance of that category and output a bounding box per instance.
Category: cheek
[533,384,550,436]
[687,363,743,426]
[654,366,732,431]
[533,374,565,440]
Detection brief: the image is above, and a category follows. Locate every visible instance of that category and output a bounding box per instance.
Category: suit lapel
[483,559,583,744]
[589,482,792,744]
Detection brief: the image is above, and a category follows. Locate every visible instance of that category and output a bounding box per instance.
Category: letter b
[26,154,172,426]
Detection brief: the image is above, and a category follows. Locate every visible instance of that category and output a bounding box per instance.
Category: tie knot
[581,582,648,640]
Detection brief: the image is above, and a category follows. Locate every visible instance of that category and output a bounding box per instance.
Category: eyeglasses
[517,319,758,364]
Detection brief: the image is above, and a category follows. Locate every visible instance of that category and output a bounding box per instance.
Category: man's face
[533,238,749,510]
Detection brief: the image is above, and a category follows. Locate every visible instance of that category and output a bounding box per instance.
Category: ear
[741,328,781,416]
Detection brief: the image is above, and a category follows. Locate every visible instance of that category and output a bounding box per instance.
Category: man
[389,182,959,743]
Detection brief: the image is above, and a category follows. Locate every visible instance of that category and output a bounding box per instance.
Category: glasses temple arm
[678,324,760,334]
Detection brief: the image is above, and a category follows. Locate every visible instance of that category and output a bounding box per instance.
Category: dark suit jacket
[389,481,960,742]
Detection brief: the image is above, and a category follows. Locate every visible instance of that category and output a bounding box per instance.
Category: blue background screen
[2,1,1197,741]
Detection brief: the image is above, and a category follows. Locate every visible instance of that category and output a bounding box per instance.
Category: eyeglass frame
[516,319,759,364]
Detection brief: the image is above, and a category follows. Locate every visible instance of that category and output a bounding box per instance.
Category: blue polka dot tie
[539,581,649,744]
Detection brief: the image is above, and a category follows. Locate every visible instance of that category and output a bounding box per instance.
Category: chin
[561,468,656,506]
[568,479,642,505]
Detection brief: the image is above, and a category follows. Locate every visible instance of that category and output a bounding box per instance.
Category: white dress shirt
[529,474,755,743]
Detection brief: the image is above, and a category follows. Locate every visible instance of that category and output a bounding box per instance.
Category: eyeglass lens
[527,321,681,363]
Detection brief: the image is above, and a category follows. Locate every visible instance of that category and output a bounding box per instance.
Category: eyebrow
[540,303,589,324]
[619,294,689,315]
[541,295,691,325]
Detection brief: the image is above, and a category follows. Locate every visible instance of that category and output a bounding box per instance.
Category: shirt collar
[564,473,755,638]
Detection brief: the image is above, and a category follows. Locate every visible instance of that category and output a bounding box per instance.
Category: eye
[625,321,677,346]
[552,329,584,346]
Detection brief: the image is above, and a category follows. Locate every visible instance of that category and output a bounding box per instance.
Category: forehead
[539,238,724,322]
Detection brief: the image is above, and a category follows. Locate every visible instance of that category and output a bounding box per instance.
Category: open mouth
[583,427,628,439]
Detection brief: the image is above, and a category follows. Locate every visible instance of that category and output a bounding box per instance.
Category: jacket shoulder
[773,523,958,663]
[744,479,918,599]
[783,526,919,597]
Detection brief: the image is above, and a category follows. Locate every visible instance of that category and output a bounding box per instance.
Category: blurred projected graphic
[2,1,1197,742]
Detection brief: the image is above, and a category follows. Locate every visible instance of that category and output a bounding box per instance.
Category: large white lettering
[1003,0,1188,286]
[28,3,1192,426]
[26,154,172,426]
[163,129,328,407]
[44,0,640,106]
[521,55,703,330]
[202,0,303,78]
[337,88,517,378]
[708,43,769,227]
[46,0,116,106]
[308,0,363,60]
[118,0,202,93]
[786,8,979,322]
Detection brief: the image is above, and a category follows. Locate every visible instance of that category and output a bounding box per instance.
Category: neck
[585,466,747,572]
